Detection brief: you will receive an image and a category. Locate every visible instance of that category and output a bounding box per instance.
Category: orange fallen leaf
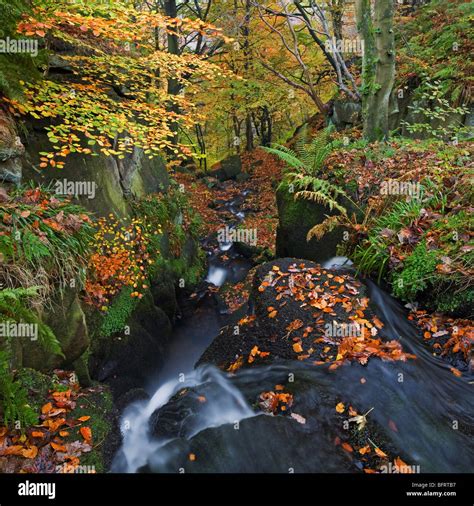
[341,442,353,452]
[77,416,91,422]
[59,430,70,437]
[335,402,345,413]
[197,396,207,403]
[0,445,24,456]
[292,342,303,353]
[189,453,196,461]
[41,402,53,415]
[31,431,44,438]
[21,446,38,459]
[80,427,92,442]
[51,442,67,452]
[359,445,370,455]
[394,457,413,473]
[450,367,462,377]
[374,447,388,458]
[0,427,7,437]
[268,310,277,318]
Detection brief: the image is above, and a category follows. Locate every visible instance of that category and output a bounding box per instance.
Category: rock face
[275,184,345,263]
[209,155,242,181]
[0,108,24,185]
[22,124,169,218]
[21,288,89,372]
[330,99,362,130]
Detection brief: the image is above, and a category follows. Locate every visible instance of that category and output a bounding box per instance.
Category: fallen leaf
[450,367,462,377]
[41,402,53,415]
[394,457,413,473]
[80,427,92,442]
[51,442,67,452]
[189,453,196,461]
[341,442,353,452]
[268,310,277,318]
[21,446,38,459]
[359,445,370,455]
[77,416,91,422]
[335,402,345,413]
[374,447,388,458]
[31,431,44,438]
[292,342,303,353]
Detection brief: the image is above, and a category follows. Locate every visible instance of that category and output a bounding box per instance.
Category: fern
[0,351,38,429]
[0,287,63,358]
[307,215,342,241]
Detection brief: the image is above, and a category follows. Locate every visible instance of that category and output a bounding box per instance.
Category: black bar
[0,474,471,506]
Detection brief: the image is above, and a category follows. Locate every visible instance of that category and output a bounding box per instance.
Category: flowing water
[112,189,474,474]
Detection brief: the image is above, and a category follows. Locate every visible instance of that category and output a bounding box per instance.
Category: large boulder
[275,183,346,263]
[21,123,169,218]
[21,288,89,371]
[209,155,242,181]
[89,291,173,396]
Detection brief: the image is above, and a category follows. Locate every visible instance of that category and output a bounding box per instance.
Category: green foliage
[398,0,473,100]
[392,241,438,300]
[402,79,470,140]
[0,351,38,429]
[267,129,361,241]
[99,286,138,337]
[0,186,94,303]
[0,0,41,100]
[0,287,63,358]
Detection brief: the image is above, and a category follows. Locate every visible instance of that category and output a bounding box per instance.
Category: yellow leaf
[292,343,303,353]
[335,402,345,414]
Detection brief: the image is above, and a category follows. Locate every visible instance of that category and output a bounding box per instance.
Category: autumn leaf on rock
[293,342,303,353]
[335,402,345,413]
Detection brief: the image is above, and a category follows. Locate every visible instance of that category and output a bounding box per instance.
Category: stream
[111,184,474,474]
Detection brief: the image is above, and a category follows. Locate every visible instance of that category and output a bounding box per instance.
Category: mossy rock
[21,288,89,372]
[275,183,345,263]
[21,124,169,219]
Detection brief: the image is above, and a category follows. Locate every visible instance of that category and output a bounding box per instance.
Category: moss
[99,286,139,338]
[63,386,114,473]
[13,368,54,415]
[392,241,438,300]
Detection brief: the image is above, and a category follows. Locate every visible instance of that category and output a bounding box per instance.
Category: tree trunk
[356,0,395,141]
[164,0,181,153]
